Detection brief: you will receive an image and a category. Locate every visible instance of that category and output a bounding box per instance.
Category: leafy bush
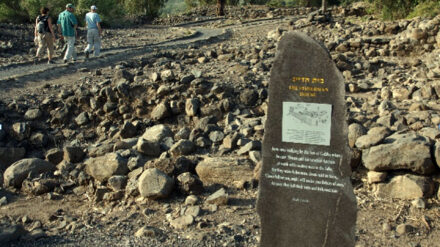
[0,0,76,23]
[0,0,28,23]
[266,0,341,8]
[408,0,440,19]
[123,0,166,18]
[368,0,417,20]
[23,0,68,21]
[161,0,188,16]
[184,0,199,9]
[338,0,357,7]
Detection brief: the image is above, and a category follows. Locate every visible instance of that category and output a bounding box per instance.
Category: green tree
[368,0,418,20]
[76,0,123,26]
[0,0,29,22]
[21,0,68,21]
[408,0,440,18]
[0,0,76,23]
[123,0,166,18]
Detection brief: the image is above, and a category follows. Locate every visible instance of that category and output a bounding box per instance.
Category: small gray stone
[185,98,199,117]
[160,69,174,81]
[151,102,170,121]
[108,175,128,191]
[45,149,63,165]
[169,140,195,156]
[169,215,194,229]
[184,205,201,217]
[150,72,160,82]
[135,226,162,238]
[75,112,89,126]
[24,109,42,120]
[137,138,161,157]
[120,122,137,139]
[240,89,258,106]
[12,122,31,141]
[185,195,198,205]
[249,151,262,163]
[0,196,7,206]
[175,127,191,140]
[63,146,85,163]
[209,131,224,143]
[206,188,228,206]
[396,223,413,235]
[177,172,203,195]
[237,141,261,155]
[367,171,387,184]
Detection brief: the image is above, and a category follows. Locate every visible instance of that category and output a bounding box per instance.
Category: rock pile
[1,3,440,245]
[292,7,440,201]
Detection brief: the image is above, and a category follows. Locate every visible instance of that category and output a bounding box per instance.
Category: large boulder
[169,140,195,156]
[195,156,254,186]
[374,174,434,200]
[355,126,391,149]
[85,153,128,182]
[4,158,55,188]
[362,133,436,175]
[138,168,174,199]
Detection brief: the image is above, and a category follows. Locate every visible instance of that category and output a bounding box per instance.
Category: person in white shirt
[84,5,102,58]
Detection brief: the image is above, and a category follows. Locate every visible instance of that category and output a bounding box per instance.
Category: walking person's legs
[64,36,75,61]
[46,34,54,62]
[36,34,47,58]
[84,29,93,58]
[93,32,101,57]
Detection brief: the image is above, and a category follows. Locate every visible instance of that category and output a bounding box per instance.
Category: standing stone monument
[257,32,357,246]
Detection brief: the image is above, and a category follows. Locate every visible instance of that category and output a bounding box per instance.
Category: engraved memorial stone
[257,32,357,246]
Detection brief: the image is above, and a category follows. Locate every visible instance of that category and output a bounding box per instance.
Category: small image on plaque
[282,102,332,146]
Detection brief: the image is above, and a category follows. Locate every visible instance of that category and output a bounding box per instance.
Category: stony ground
[1,4,440,247]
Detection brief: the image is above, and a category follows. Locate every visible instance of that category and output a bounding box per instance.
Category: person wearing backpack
[57,3,78,63]
[84,5,102,59]
[34,7,55,64]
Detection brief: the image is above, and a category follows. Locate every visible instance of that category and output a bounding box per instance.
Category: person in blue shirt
[57,3,78,63]
[84,5,102,58]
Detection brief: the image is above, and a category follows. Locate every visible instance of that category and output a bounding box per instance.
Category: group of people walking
[34,3,102,64]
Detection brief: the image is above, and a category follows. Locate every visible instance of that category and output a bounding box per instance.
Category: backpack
[37,15,49,34]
